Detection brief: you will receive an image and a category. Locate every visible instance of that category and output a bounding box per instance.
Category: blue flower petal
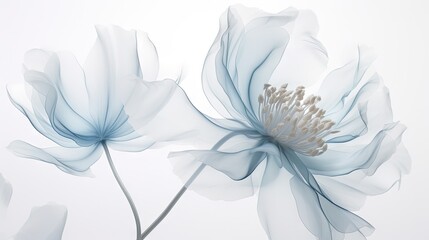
[8,140,101,176]
[23,49,93,124]
[107,132,155,152]
[283,150,375,240]
[84,25,153,132]
[315,142,411,212]
[24,70,98,146]
[203,6,328,128]
[290,176,374,240]
[7,82,81,148]
[202,6,296,125]
[171,141,275,181]
[299,122,407,176]
[257,156,316,239]
[170,150,266,201]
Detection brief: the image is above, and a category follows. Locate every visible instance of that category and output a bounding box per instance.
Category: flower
[0,173,67,239]
[7,25,177,175]
[171,5,411,239]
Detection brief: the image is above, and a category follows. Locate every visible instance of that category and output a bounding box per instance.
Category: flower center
[258,84,338,156]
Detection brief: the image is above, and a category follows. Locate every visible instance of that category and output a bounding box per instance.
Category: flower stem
[141,131,242,239]
[141,164,206,239]
[102,142,142,240]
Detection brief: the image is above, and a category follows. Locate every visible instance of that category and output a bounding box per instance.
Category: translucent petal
[321,48,394,143]
[203,6,328,125]
[266,9,328,89]
[107,132,155,152]
[8,140,101,176]
[170,141,276,181]
[83,25,147,132]
[202,6,297,124]
[23,49,92,122]
[13,203,67,240]
[12,49,100,146]
[282,151,374,239]
[290,176,373,240]
[136,31,159,81]
[23,71,98,146]
[170,155,264,201]
[257,157,315,240]
[318,46,376,115]
[315,142,411,211]
[126,79,229,147]
[0,174,12,220]
[299,123,407,176]
[7,83,79,148]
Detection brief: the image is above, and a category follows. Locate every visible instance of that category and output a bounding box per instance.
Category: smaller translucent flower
[0,173,67,240]
[7,25,181,240]
[7,25,173,175]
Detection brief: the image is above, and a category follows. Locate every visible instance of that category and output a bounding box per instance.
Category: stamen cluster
[258,84,338,156]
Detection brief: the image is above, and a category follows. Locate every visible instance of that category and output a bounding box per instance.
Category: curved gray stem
[141,164,205,239]
[141,131,242,239]
[102,142,142,240]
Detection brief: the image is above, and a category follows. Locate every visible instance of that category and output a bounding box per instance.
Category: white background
[0,0,428,239]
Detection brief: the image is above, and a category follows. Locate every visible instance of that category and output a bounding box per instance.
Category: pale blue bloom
[7,25,177,175]
[0,174,67,240]
[170,5,411,239]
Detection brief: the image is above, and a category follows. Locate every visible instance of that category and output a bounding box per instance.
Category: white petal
[267,9,328,89]
[318,46,376,115]
[0,174,12,220]
[125,78,228,147]
[13,203,67,240]
[137,31,159,81]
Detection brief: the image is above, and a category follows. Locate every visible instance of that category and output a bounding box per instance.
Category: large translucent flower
[170,5,411,240]
[7,25,176,175]
[0,173,67,240]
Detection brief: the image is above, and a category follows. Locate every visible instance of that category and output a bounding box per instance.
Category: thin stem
[102,142,142,240]
[141,164,206,239]
[141,131,243,239]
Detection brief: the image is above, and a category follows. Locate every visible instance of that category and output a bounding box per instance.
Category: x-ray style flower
[151,5,411,240]
[7,25,178,240]
[0,173,67,240]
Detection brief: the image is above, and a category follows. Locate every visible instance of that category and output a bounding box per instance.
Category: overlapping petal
[257,157,315,240]
[8,141,101,176]
[202,5,328,126]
